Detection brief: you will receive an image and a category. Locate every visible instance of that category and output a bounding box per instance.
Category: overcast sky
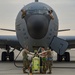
[0,0,75,35]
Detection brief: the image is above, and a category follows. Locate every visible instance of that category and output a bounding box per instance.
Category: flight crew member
[48,10,54,20]
[40,47,47,74]
[22,47,31,73]
[21,9,26,19]
[46,48,53,74]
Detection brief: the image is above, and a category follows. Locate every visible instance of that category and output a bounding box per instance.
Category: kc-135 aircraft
[0,0,75,62]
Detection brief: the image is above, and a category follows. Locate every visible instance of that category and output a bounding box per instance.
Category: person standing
[22,47,30,73]
[40,47,47,74]
[46,48,53,74]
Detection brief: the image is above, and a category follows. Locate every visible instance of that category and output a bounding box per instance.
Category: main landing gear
[57,52,70,62]
[1,52,14,61]
[1,46,14,61]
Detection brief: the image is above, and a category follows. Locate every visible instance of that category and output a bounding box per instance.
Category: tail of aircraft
[35,0,39,2]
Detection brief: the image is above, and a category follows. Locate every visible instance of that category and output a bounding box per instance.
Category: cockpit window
[26,9,49,15]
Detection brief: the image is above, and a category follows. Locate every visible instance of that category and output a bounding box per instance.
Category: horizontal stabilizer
[0,28,16,32]
[50,36,68,55]
[58,29,70,32]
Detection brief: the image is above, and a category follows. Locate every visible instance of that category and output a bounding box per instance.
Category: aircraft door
[50,36,68,55]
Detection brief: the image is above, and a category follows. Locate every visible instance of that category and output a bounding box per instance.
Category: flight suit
[46,50,53,74]
[42,57,46,73]
[41,50,47,73]
[22,49,30,73]
[39,48,47,74]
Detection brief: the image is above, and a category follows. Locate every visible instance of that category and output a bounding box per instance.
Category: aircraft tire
[9,52,14,61]
[57,54,62,62]
[1,52,7,61]
[65,52,70,62]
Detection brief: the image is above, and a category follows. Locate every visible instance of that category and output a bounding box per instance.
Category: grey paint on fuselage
[16,2,58,52]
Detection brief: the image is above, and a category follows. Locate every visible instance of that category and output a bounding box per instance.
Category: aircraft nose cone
[27,15,49,39]
[33,21,44,34]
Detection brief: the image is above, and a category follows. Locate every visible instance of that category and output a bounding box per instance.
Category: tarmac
[0,61,75,75]
[0,49,75,75]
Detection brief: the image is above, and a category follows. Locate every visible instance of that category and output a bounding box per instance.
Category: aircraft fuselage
[16,2,59,51]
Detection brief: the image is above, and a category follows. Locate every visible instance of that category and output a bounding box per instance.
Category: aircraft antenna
[35,0,38,2]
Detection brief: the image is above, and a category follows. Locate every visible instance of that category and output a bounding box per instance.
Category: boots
[47,70,52,74]
[23,68,27,73]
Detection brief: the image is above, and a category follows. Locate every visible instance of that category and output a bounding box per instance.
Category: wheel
[64,52,70,62]
[57,54,62,62]
[9,52,14,61]
[1,52,7,61]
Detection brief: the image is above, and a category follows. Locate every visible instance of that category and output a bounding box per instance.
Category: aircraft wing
[0,35,75,51]
[0,35,22,50]
[59,36,75,49]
